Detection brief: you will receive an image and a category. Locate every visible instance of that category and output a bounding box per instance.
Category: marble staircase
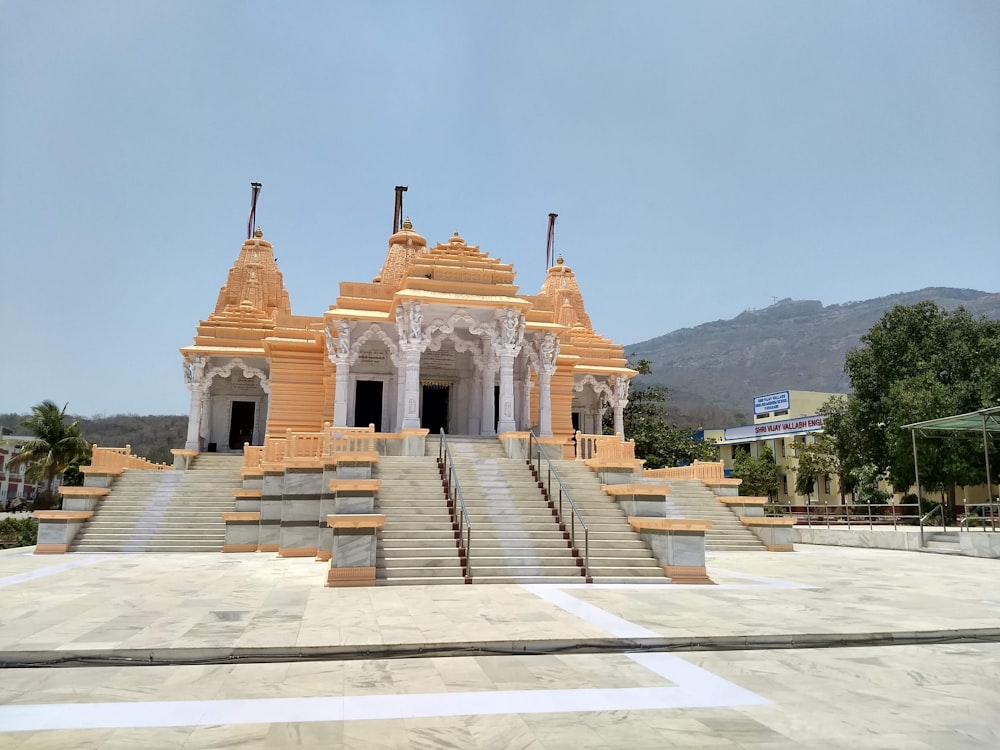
[72,454,241,553]
[422,437,664,583]
[374,456,466,585]
[639,478,766,551]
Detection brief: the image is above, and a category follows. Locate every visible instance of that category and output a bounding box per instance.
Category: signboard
[753,390,790,415]
[724,414,826,441]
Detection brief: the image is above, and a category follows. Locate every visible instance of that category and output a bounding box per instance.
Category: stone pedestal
[400,428,428,457]
[278,467,324,558]
[603,483,672,516]
[740,517,796,551]
[33,511,93,554]
[223,512,261,553]
[719,496,768,517]
[627,517,714,584]
[57,486,109,513]
[325,514,385,587]
[703,478,742,497]
[170,449,198,471]
[259,470,284,553]
[320,478,379,562]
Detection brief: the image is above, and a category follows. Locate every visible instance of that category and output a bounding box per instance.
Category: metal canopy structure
[903,407,1000,530]
[904,406,1000,436]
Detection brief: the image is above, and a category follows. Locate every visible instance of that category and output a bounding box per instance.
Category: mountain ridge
[626,287,1000,427]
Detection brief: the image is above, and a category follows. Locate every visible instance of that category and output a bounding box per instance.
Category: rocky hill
[627,287,1000,427]
[0,413,186,466]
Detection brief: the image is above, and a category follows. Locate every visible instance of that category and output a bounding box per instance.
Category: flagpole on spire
[393,186,408,234]
[546,213,558,271]
[248,182,262,239]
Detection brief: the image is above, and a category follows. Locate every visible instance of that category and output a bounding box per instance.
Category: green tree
[844,302,1000,516]
[793,396,863,504]
[9,401,91,500]
[733,445,780,499]
[605,358,718,470]
[851,463,891,508]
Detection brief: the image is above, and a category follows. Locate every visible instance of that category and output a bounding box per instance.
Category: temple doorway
[422,384,449,434]
[354,380,383,429]
[228,401,255,450]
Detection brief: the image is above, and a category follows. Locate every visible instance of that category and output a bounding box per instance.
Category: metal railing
[438,430,472,580]
[958,501,998,532]
[754,499,997,548]
[527,431,590,580]
[919,503,945,547]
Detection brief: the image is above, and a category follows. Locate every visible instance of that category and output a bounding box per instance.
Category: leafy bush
[0,517,38,547]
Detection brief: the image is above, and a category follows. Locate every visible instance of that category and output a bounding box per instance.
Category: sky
[1,0,998,417]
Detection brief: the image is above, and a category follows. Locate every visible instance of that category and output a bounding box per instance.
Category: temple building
[180,217,636,450]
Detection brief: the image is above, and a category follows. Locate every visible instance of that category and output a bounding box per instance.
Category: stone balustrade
[82,445,172,476]
[643,461,725,482]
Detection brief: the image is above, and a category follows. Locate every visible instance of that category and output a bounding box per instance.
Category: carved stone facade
[182,213,635,450]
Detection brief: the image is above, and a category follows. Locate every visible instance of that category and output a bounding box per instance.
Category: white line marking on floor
[0,662,769,732]
[0,555,114,589]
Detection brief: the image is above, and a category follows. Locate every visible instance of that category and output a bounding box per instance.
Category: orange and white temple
[180,217,636,452]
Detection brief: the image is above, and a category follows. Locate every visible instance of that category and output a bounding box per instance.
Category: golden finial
[556,254,564,265]
[402,217,413,230]
[254,227,263,238]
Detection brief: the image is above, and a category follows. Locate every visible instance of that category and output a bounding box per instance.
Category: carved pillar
[532,333,560,438]
[494,308,525,435]
[496,353,517,434]
[520,376,532,430]
[400,345,423,430]
[609,376,630,439]
[480,357,496,436]
[333,361,350,427]
[327,320,356,428]
[393,355,406,432]
[469,373,482,434]
[183,356,208,451]
[394,302,427,431]
[184,387,204,451]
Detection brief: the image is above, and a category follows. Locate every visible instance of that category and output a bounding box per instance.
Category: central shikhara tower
[180,214,636,452]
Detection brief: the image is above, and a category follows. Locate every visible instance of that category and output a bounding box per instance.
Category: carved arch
[205,358,271,394]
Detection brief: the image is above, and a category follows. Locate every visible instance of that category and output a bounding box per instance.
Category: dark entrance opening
[229,401,255,450]
[494,385,500,431]
[354,380,383,429]
[572,412,581,432]
[422,384,449,434]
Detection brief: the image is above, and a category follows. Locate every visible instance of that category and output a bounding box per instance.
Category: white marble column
[182,356,208,451]
[184,387,204,451]
[610,376,630,439]
[532,333,560,438]
[393,357,406,432]
[537,370,554,437]
[400,345,423,430]
[393,301,427,431]
[327,320,356,428]
[332,361,350,427]
[494,309,525,435]
[469,373,482,434]
[480,361,496,436]
[496,353,517,434]
[520,376,532,430]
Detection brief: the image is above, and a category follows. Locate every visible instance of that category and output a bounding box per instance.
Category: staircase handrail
[919,502,945,547]
[438,430,472,580]
[528,431,589,579]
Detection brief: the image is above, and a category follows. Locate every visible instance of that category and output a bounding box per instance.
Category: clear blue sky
[2,1,998,417]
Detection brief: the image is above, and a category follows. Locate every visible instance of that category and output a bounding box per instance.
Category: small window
[782,475,788,496]
[823,474,832,495]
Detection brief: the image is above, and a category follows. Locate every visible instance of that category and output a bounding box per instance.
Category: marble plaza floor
[0,545,998,748]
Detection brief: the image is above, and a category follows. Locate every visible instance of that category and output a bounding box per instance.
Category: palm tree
[9,401,90,496]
